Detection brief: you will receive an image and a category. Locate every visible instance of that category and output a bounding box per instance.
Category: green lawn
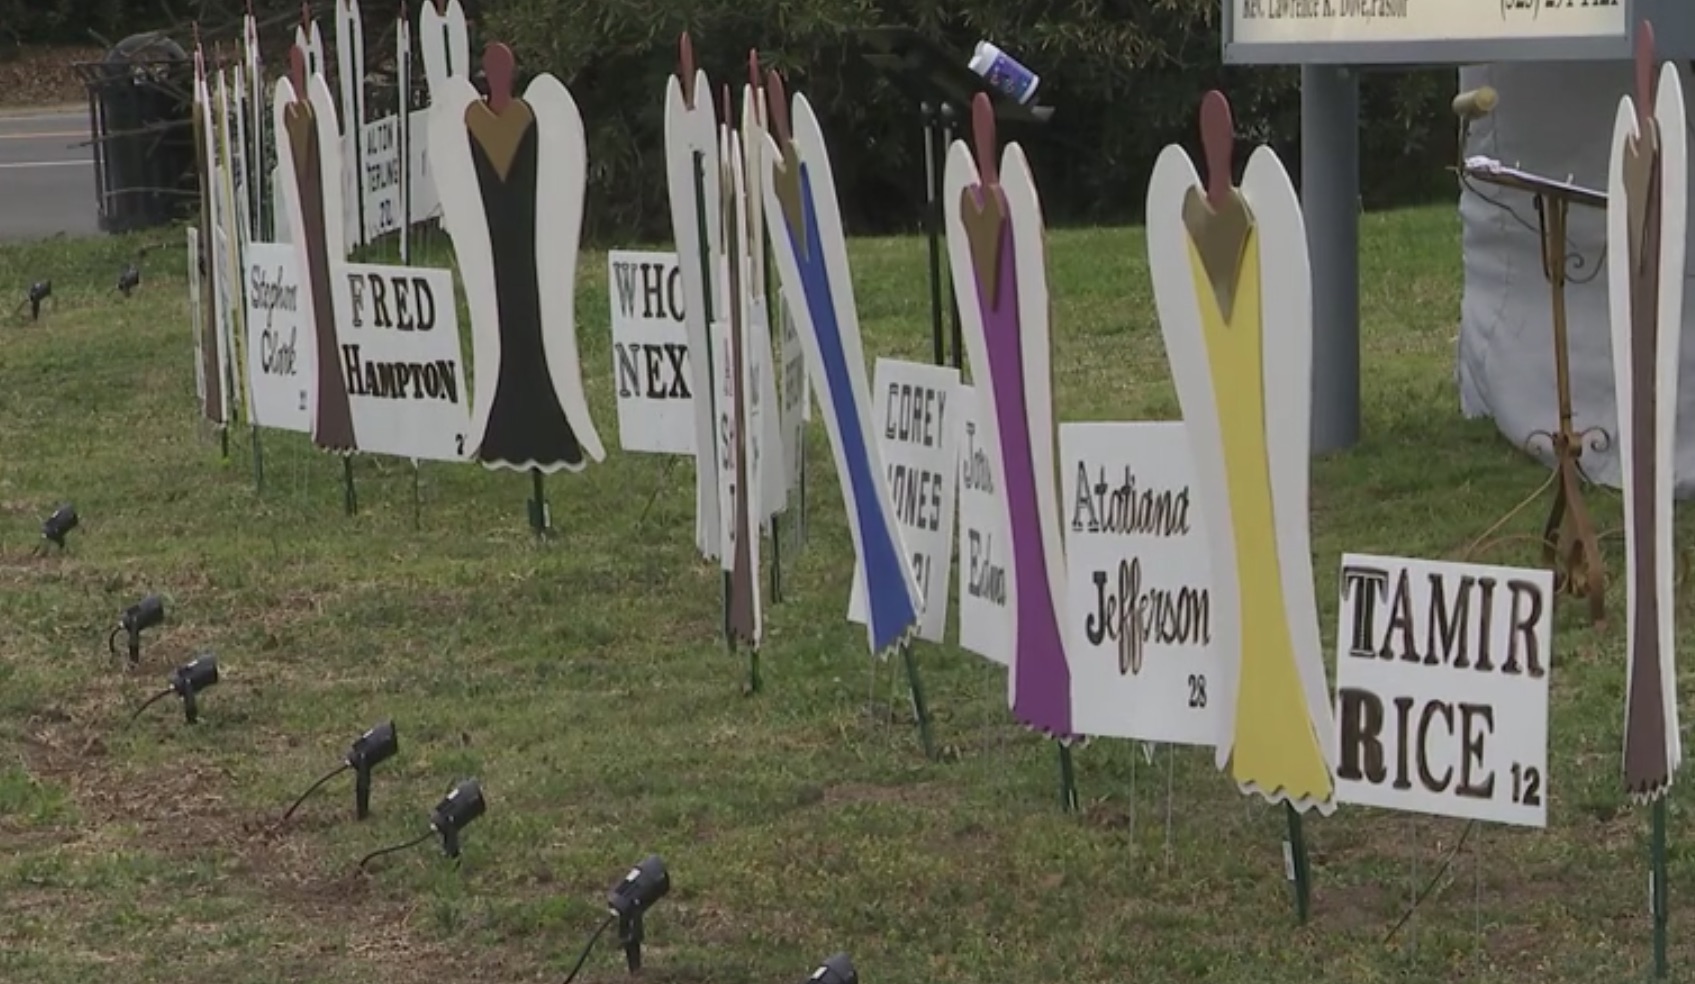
[0,206,1683,984]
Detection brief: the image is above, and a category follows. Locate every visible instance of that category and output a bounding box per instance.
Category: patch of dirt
[12,704,526,983]
[0,46,104,108]
[820,779,945,808]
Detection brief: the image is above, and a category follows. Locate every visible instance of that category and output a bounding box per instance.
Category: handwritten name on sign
[777,296,809,492]
[1333,554,1552,828]
[243,241,313,433]
[848,358,961,643]
[955,384,1009,665]
[1060,421,1218,745]
[362,113,403,242]
[334,261,471,462]
[608,250,694,455]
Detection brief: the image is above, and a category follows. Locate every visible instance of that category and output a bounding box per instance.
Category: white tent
[1456,60,1695,496]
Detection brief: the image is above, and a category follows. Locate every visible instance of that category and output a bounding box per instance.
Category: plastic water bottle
[968,41,1040,105]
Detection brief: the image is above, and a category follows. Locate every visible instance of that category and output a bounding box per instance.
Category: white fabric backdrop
[1456,60,1695,496]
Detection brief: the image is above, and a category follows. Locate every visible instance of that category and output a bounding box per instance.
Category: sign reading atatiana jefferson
[1230,0,1625,52]
[1333,554,1552,828]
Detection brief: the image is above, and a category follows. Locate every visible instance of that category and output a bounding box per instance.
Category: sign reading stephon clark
[334,261,471,462]
[1334,554,1552,828]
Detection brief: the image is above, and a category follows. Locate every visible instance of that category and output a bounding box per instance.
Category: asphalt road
[0,107,98,241]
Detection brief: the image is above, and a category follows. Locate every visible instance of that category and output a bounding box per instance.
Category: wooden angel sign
[758,71,922,659]
[294,4,327,81]
[214,67,253,424]
[242,7,267,238]
[419,0,471,104]
[718,96,763,649]
[430,43,605,473]
[274,47,356,454]
[1146,91,1337,814]
[190,40,230,428]
[1608,22,1686,803]
[942,96,1076,741]
[664,34,727,562]
[741,53,788,522]
[334,0,366,251]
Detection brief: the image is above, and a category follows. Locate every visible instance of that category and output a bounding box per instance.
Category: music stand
[855,27,1053,370]
[1460,157,1609,625]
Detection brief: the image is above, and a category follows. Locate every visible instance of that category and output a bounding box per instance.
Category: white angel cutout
[941,96,1075,740]
[273,48,355,454]
[293,13,326,81]
[429,43,605,474]
[742,54,787,522]
[1608,25,1686,803]
[333,0,366,251]
[1145,90,1336,814]
[663,34,728,562]
[418,0,471,104]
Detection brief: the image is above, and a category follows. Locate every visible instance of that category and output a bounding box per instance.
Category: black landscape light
[130,653,219,724]
[560,855,672,983]
[280,720,398,823]
[26,279,50,320]
[108,593,165,665]
[806,953,859,984]
[117,263,141,297]
[609,855,671,972]
[38,503,77,551]
[358,778,485,871]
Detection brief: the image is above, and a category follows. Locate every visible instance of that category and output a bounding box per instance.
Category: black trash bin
[76,33,196,234]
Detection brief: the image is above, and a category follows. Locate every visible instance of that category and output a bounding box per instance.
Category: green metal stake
[769,517,783,604]
[220,425,230,461]
[1653,796,1668,978]
[899,643,937,760]
[341,457,358,516]
[411,461,422,531]
[721,571,733,647]
[1057,743,1079,812]
[527,468,550,535]
[1285,802,1312,924]
[747,646,761,695]
[251,425,265,492]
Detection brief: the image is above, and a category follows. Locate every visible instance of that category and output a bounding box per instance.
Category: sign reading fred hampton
[1333,554,1553,828]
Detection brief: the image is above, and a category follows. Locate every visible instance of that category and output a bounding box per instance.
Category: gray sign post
[1220,0,1692,454]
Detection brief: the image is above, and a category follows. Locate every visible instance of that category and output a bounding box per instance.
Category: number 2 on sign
[1187,673,1207,709]
[1510,763,1542,806]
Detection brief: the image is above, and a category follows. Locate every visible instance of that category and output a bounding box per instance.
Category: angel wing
[528,73,606,469]
[761,93,921,657]
[1241,144,1337,777]
[1654,63,1686,778]
[663,68,725,560]
[1146,144,1240,767]
[418,0,470,103]
[426,77,500,455]
[999,143,1068,675]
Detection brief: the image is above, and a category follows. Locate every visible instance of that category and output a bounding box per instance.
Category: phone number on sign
[1502,0,1619,19]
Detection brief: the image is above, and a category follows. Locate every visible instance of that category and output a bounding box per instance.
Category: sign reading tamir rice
[1334,554,1552,828]
[333,261,471,461]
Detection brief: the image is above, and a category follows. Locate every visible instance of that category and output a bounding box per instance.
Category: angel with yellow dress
[1145,91,1337,815]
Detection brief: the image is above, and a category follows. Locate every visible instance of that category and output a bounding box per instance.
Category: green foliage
[11,0,1456,241]
[0,0,133,45]
[480,0,1454,242]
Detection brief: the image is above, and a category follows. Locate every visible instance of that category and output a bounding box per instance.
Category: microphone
[1451,86,1499,121]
